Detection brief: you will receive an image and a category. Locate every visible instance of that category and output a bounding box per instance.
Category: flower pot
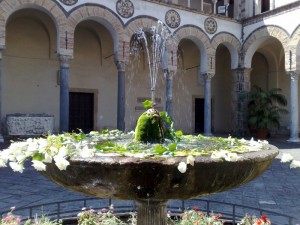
[255,129,269,139]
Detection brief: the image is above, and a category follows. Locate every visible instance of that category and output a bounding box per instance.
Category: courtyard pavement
[0,135,299,224]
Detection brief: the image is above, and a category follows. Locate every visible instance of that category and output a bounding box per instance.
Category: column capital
[287,71,299,81]
[116,61,127,72]
[164,69,176,80]
[59,55,72,68]
[201,72,214,80]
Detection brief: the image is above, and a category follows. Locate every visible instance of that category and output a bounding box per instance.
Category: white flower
[32,160,46,171]
[211,150,228,160]
[80,146,95,158]
[177,162,187,173]
[281,153,294,163]
[9,162,24,173]
[43,153,53,163]
[0,158,7,167]
[53,155,70,170]
[224,152,241,162]
[290,160,300,168]
[57,146,69,157]
[186,155,195,166]
[16,154,27,163]
[0,149,10,162]
[49,146,59,155]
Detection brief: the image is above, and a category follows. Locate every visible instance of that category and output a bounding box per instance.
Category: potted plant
[241,85,288,139]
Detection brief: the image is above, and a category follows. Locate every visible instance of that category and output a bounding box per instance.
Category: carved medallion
[165,10,180,29]
[58,0,78,6]
[116,0,134,18]
[204,17,217,34]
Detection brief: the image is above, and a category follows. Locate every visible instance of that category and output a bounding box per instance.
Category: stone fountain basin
[41,146,278,201]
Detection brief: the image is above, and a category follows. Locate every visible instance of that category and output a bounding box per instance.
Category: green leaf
[153,145,168,154]
[175,130,183,137]
[143,100,152,109]
[32,153,45,161]
[102,129,109,134]
[168,143,177,152]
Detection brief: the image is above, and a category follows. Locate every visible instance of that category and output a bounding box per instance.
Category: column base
[287,137,300,142]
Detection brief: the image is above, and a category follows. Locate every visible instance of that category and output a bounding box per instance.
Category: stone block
[6,114,55,136]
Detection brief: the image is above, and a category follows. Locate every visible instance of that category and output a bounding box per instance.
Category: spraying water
[130,21,171,103]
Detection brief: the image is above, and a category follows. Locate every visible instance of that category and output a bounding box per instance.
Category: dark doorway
[261,0,270,12]
[195,98,205,133]
[69,92,94,133]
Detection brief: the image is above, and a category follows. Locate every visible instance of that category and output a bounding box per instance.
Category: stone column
[231,68,251,135]
[0,48,4,142]
[212,0,218,14]
[59,55,72,133]
[288,71,300,142]
[200,0,204,11]
[117,61,126,131]
[202,73,214,136]
[165,70,174,118]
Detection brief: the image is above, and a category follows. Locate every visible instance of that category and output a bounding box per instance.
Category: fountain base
[136,199,168,225]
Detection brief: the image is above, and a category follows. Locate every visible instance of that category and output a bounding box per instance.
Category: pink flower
[101,208,107,213]
[5,215,14,222]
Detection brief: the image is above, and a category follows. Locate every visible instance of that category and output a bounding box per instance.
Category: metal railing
[0,198,296,225]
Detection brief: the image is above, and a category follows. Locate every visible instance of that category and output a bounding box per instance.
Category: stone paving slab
[0,137,299,224]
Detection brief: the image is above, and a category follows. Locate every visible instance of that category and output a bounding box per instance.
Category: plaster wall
[275,0,298,8]
[243,7,300,39]
[173,39,203,134]
[55,0,242,44]
[70,22,118,131]
[3,15,60,133]
[212,45,232,134]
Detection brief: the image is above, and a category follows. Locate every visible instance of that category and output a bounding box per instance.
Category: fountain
[0,23,279,225]
[1,101,279,225]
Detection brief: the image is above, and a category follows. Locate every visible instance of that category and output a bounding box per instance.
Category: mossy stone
[134,108,164,143]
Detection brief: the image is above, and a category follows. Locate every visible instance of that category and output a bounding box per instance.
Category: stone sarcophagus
[6,114,54,136]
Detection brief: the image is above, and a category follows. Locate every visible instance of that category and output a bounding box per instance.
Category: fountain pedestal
[136,200,168,225]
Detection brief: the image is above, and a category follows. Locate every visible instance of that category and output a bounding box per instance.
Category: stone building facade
[0,0,299,141]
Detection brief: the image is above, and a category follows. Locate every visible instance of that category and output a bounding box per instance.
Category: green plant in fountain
[134,100,177,143]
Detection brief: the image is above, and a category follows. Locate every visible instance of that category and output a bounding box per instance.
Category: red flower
[261,215,269,223]
[257,219,263,225]
[193,206,199,211]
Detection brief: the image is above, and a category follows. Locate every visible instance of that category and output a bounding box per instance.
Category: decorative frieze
[116,0,134,18]
[165,10,181,29]
[6,114,55,136]
[58,0,78,6]
[204,17,217,34]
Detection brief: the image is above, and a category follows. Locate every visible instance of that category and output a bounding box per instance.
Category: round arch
[173,25,212,74]
[0,0,65,50]
[124,17,163,41]
[242,26,289,68]
[211,32,241,69]
[67,5,124,59]
[290,24,300,72]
